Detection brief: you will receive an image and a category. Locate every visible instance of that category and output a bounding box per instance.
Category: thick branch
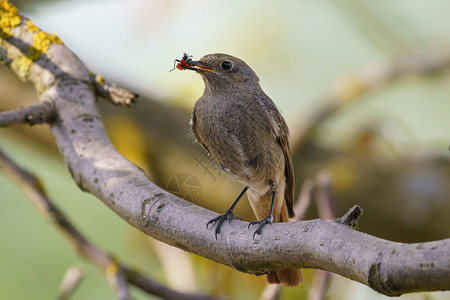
[1,2,449,297]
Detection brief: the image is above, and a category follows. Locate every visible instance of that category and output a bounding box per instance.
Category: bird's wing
[190,108,211,155]
[258,95,295,218]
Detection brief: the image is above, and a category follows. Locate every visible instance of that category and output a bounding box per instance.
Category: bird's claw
[248,216,273,239]
[206,209,241,239]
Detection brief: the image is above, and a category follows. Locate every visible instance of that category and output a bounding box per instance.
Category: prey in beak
[170,53,216,72]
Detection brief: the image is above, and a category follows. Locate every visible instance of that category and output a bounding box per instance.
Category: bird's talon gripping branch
[205,186,248,239]
[206,209,241,239]
[248,216,273,239]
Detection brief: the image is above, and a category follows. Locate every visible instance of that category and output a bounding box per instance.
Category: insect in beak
[169,53,195,71]
[170,53,216,72]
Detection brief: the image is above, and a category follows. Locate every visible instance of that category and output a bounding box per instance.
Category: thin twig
[57,265,86,300]
[0,101,55,127]
[336,205,364,230]
[292,179,314,221]
[0,147,221,300]
[307,270,331,300]
[259,284,282,300]
[314,171,335,220]
[292,53,450,150]
[106,263,131,300]
[91,73,139,108]
[121,265,224,300]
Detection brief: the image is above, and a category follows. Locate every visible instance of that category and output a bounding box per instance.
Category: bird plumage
[187,53,301,286]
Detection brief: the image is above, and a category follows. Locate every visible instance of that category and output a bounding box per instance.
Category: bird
[180,53,302,286]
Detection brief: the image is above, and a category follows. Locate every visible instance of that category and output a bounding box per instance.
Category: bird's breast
[192,96,284,187]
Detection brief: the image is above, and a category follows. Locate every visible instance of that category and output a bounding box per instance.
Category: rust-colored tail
[247,190,303,286]
[266,268,302,286]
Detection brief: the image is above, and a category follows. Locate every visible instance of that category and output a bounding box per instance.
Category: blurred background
[1,0,449,299]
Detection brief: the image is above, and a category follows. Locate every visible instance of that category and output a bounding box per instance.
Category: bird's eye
[221,61,232,71]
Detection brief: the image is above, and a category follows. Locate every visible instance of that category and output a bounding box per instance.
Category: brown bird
[182,53,302,286]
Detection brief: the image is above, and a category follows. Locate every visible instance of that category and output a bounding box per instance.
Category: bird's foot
[206,209,241,239]
[248,215,273,239]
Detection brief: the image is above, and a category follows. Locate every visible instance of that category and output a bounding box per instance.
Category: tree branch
[0,147,222,300]
[0,100,55,126]
[106,263,132,300]
[292,52,450,150]
[292,179,314,221]
[90,73,139,108]
[57,266,86,300]
[1,2,449,297]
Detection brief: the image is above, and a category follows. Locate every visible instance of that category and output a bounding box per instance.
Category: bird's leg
[248,191,276,239]
[207,186,248,239]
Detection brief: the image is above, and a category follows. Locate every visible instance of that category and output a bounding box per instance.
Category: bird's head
[186,53,260,92]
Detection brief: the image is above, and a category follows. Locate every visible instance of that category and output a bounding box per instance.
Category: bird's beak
[188,61,216,72]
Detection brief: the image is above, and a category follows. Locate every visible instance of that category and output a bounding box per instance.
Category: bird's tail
[247,191,303,286]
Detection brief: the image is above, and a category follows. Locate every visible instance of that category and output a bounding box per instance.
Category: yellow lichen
[26,19,39,32]
[95,74,105,85]
[25,30,63,75]
[10,56,32,80]
[0,1,21,37]
[1,1,64,80]
[31,31,63,56]
[106,261,119,275]
[11,24,64,79]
